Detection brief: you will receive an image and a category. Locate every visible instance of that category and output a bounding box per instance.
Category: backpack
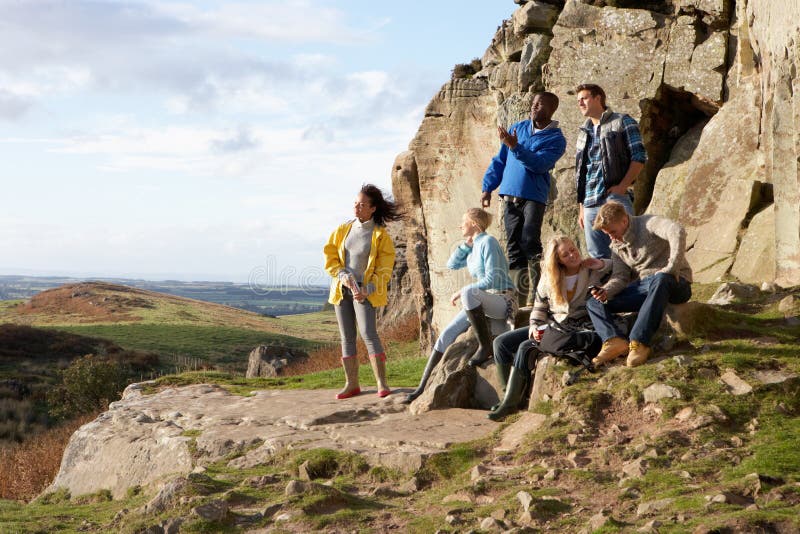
[536,319,602,385]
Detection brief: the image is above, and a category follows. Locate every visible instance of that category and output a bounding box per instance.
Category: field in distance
[0,275,328,317]
[0,281,340,369]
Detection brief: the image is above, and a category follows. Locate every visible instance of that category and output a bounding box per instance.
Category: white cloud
[0,90,33,120]
[153,0,382,44]
[0,0,475,281]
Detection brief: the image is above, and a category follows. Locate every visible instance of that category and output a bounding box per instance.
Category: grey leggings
[334,290,384,358]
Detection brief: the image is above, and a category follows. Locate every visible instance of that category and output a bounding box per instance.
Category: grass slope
[0,281,339,343]
[2,285,799,532]
[0,282,341,371]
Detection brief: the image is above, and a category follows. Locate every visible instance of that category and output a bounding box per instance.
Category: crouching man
[587,201,693,367]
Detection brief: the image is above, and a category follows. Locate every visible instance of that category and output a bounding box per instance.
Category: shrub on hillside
[0,324,118,359]
[47,355,129,420]
[0,398,48,442]
[451,57,483,79]
[0,412,96,501]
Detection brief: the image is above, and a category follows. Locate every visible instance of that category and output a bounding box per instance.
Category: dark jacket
[575,109,645,204]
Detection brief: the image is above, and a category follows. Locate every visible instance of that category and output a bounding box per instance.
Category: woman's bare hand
[581,257,603,270]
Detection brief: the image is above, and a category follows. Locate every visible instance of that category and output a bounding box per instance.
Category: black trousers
[503,197,546,270]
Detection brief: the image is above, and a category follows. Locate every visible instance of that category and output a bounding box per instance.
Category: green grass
[272,310,341,343]
[0,490,149,533]
[52,324,322,369]
[143,342,424,394]
[728,416,800,482]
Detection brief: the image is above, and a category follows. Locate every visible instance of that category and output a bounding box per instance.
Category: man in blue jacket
[481,92,567,306]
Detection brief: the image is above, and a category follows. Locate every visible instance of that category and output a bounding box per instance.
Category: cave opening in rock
[636,85,712,213]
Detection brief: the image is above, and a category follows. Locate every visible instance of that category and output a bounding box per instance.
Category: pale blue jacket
[447,232,515,292]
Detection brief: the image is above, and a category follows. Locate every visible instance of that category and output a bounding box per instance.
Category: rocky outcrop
[390,0,800,350]
[408,339,477,415]
[245,345,308,378]
[391,77,499,335]
[47,383,496,499]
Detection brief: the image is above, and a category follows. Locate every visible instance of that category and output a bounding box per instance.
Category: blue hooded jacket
[482,120,567,204]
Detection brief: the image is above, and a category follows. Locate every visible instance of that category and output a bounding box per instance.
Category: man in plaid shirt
[574,84,647,259]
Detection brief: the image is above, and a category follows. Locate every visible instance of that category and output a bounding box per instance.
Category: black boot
[487,367,527,421]
[490,362,511,411]
[527,257,542,308]
[401,349,443,404]
[466,305,493,367]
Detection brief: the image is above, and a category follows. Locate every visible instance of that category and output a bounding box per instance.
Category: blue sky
[0,0,515,284]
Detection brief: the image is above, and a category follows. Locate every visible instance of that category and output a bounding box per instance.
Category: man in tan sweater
[586,202,692,367]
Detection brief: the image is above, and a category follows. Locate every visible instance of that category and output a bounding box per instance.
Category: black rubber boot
[496,362,510,392]
[466,305,493,367]
[490,362,511,411]
[510,268,530,308]
[487,367,527,421]
[527,258,542,308]
[401,349,443,404]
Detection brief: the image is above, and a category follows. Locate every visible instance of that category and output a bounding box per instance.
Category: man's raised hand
[497,126,518,150]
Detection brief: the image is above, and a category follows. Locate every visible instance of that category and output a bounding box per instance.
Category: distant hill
[0,275,328,316]
[1,281,322,333]
[0,281,340,368]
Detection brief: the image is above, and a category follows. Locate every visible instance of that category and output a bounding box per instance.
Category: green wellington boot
[487,367,527,421]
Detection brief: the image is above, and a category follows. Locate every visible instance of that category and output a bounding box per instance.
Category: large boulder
[245,345,309,378]
[518,33,552,92]
[409,337,478,415]
[389,151,435,351]
[731,205,776,284]
[745,0,800,286]
[405,76,500,335]
[664,17,727,108]
[528,355,564,410]
[649,80,765,283]
[47,383,496,499]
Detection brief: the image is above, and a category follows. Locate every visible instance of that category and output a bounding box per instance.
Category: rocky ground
[1,284,799,533]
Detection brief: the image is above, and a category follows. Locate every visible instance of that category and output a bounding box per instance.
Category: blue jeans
[504,197,546,270]
[586,273,692,346]
[493,327,539,371]
[583,193,634,258]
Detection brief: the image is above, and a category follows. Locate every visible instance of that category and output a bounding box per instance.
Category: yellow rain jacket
[323,221,396,307]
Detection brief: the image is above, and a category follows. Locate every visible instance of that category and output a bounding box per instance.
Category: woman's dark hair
[360,183,402,226]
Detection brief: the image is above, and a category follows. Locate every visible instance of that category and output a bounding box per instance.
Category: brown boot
[369,353,391,397]
[336,356,361,399]
[627,341,652,368]
[592,337,629,366]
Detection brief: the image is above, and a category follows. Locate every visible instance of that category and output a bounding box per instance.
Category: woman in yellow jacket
[324,184,400,399]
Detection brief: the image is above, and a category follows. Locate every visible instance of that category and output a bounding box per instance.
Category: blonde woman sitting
[403,208,516,404]
[487,235,609,421]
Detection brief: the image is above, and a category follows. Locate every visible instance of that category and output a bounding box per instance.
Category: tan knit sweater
[603,214,693,299]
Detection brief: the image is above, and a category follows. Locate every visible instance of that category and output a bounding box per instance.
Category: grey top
[342,218,375,291]
[604,214,693,299]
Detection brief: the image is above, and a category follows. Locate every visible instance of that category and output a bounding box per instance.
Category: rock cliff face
[391,0,800,339]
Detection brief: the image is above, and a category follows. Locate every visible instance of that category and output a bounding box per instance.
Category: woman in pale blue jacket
[403,208,516,404]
